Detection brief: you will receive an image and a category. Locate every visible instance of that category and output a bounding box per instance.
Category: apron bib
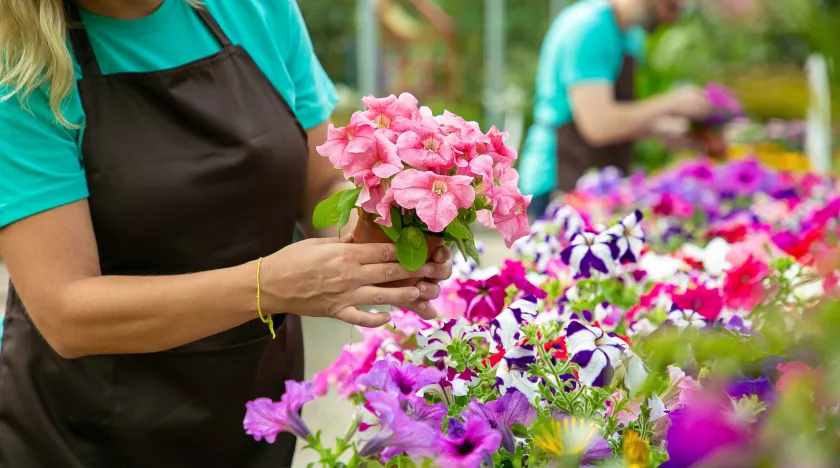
[555,54,636,192]
[0,4,307,467]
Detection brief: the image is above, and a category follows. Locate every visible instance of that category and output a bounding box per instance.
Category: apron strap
[195,7,234,48]
[63,1,103,77]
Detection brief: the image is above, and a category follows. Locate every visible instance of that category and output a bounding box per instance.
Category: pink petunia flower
[673,284,724,321]
[343,133,404,182]
[722,255,770,311]
[395,124,455,169]
[315,113,376,169]
[474,126,517,166]
[492,185,532,248]
[391,170,475,232]
[469,154,519,200]
[361,93,418,130]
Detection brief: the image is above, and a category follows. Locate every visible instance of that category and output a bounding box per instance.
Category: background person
[519,0,713,220]
[0,1,449,466]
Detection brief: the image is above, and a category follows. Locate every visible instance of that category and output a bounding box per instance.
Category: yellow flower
[622,431,650,468]
[532,416,599,457]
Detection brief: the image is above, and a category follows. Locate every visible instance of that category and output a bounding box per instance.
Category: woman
[0,1,450,467]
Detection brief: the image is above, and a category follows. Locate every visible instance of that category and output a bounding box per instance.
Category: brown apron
[555,54,636,192]
[0,4,306,467]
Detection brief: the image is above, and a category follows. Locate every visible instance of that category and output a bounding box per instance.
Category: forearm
[579,95,674,147]
[52,262,259,358]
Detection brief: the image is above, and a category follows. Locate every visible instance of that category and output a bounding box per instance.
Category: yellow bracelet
[256,257,276,339]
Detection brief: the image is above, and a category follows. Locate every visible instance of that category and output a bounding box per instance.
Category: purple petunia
[358,391,438,462]
[356,359,443,400]
[463,390,537,454]
[243,380,314,442]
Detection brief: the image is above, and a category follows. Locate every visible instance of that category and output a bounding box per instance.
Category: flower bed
[244,159,840,467]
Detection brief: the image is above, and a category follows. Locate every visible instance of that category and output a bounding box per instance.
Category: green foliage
[395,226,428,271]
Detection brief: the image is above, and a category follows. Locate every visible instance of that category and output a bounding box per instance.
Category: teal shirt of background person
[518,0,646,198]
[0,0,338,230]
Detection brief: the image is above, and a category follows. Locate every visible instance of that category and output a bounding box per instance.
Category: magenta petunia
[433,416,502,468]
[458,275,510,323]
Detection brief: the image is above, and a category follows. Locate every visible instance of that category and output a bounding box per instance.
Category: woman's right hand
[259,235,447,327]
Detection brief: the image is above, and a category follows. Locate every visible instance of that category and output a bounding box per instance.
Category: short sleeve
[0,87,88,228]
[283,0,338,130]
[559,16,622,87]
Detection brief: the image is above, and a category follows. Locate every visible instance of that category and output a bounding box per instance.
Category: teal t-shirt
[518,0,646,197]
[0,0,338,228]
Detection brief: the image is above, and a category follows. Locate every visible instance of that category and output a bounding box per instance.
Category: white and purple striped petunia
[490,295,540,370]
[667,304,708,329]
[560,231,618,278]
[414,318,492,363]
[552,205,586,241]
[604,210,645,264]
[565,320,627,388]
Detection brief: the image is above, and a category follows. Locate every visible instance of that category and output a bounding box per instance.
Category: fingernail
[411,288,420,300]
[418,283,427,295]
[418,302,427,310]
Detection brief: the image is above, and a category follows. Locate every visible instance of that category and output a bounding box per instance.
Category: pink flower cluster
[316,93,531,246]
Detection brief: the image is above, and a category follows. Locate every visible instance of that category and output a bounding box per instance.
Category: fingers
[350,286,420,307]
[394,301,438,320]
[356,259,450,285]
[346,243,399,264]
[357,263,415,285]
[432,245,452,263]
[333,306,392,328]
[419,260,452,281]
[417,281,441,301]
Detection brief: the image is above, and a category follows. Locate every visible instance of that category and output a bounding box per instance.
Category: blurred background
[299,0,840,173]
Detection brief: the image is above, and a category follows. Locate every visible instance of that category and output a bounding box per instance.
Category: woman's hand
[261,236,451,327]
[393,245,451,317]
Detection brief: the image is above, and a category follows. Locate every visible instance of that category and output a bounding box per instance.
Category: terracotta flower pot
[694,125,728,160]
[352,209,445,287]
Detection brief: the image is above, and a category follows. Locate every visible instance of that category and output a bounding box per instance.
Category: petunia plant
[243,157,840,467]
[312,93,531,270]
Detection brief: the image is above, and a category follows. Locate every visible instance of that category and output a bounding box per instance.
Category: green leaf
[337,209,351,236]
[462,237,481,264]
[378,206,403,242]
[312,190,344,229]
[396,226,428,271]
[445,219,471,239]
[337,187,362,212]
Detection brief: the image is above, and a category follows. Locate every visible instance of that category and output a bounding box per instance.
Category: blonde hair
[0,0,201,128]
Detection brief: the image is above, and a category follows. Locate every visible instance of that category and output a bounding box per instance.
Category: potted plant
[313,93,532,280]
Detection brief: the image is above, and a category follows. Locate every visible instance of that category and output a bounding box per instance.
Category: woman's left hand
[392,245,451,319]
